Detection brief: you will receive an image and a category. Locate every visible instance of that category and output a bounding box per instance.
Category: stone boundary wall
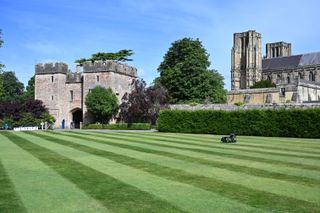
[169,103,320,111]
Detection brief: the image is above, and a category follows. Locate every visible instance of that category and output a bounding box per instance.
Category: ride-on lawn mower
[221,133,237,143]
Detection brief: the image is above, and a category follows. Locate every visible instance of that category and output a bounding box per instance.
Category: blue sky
[1,0,320,89]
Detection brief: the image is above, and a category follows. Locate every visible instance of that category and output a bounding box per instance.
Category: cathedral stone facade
[228,30,320,104]
[35,61,137,129]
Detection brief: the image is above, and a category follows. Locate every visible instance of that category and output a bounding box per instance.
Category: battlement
[82,60,137,77]
[66,72,82,83]
[35,62,68,75]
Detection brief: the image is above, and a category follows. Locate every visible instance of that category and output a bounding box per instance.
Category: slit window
[97,75,100,82]
[70,90,73,101]
[51,76,54,83]
[51,96,54,100]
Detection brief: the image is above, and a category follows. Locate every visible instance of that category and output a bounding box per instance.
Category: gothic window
[70,90,74,102]
[309,72,315,81]
[280,88,286,96]
[277,74,281,83]
[267,75,272,82]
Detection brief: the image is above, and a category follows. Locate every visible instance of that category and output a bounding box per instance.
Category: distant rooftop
[262,52,320,71]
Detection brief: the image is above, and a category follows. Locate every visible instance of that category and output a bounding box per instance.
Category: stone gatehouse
[228,30,320,104]
[35,61,137,129]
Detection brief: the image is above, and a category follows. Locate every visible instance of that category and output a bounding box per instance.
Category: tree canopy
[85,86,119,124]
[0,71,24,102]
[119,79,168,125]
[75,49,134,65]
[157,38,226,103]
[250,80,276,89]
[0,29,4,100]
[23,75,35,100]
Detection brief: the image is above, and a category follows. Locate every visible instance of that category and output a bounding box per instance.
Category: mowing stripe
[11,132,260,213]
[157,132,320,145]
[49,131,320,185]
[41,131,320,205]
[85,131,320,160]
[67,131,320,171]
[3,132,187,213]
[103,132,320,158]
[120,132,320,155]
[155,132,320,149]
[27,132,320,212]
[0,133,108,213]
[0,160,26,213]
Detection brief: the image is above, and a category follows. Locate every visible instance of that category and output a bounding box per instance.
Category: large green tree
[0,71,24,102]
[85,86,119,123]
[75,49,134,65]
[157,38,226,103]
[23,75,35,100]
[0,29,4,100]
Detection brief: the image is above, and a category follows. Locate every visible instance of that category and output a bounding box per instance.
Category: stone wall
[170,103,320,111]
[83,60,137,77]
[35,61,137,128]
[262,64,320,84]
[35,62,68,75]
[227,78,320,105]
[82,71,135,124]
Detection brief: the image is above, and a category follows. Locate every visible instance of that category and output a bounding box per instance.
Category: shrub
[83,123,103,129]
[157,109,320,138]
[83,123,151,130]
[234,102,244,106]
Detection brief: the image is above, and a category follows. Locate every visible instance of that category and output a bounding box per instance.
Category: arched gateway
[71,108,83,129]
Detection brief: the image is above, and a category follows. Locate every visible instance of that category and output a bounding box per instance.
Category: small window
[51,76,54,83]
[280,88,286,96]
[70,90,73,102]
[299,73,303,79]
[51,96,54,100]
[287,76,290,84]
[267,75,272,82]
[96,75,100,82]
[309,72,315,81]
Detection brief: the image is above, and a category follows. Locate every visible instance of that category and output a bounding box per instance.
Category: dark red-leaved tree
[119,79,168,125]
[0,100,48,121]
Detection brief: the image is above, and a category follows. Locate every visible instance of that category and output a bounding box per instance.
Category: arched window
[309,72,315,81]
[277,74,282,83]
[267,75,272,82]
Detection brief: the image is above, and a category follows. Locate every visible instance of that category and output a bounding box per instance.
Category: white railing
[13,127,39,131]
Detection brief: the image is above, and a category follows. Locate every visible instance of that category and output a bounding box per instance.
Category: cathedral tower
[231,30,262,89]
[266,42,291,59]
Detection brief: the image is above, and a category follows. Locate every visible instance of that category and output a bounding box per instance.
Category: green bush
[83,123,103,129]
[157,109,320,138]
[83,123,151,130]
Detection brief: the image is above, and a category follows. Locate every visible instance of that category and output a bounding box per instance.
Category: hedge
[157,109,320,138]
[83,123,151,130]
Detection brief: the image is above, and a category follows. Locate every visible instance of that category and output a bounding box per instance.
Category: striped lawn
[0,131,319,212]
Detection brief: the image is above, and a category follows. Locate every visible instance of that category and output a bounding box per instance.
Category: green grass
[0,131,320,212]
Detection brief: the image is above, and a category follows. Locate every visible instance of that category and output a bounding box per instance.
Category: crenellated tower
[231,30,262,90]
[35,62,69,128]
